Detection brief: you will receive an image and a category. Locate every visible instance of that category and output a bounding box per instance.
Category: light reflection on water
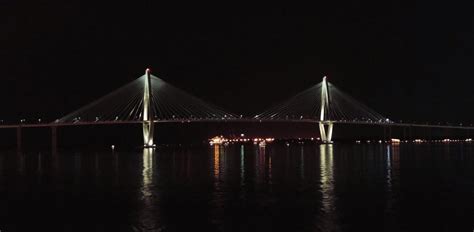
[240,145,245,188]
[384,144,401,229]
[138,148,160,231]
[318,144,339,231]
[300,146,304,179]
[0,143,472,232]
[141,148,154,199]
[213,144,221,180]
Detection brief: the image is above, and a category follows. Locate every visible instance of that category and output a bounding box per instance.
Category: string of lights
[58,74,238,123]
[255,81,389,123]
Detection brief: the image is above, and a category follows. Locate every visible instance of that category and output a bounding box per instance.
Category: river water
[0,143,473,231]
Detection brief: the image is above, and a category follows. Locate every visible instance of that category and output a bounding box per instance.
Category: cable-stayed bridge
[1,69,474,148]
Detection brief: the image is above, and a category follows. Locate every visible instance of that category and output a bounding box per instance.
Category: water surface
[0,143,473,231]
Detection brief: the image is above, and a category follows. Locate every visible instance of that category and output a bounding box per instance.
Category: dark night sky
[1,2,474,124]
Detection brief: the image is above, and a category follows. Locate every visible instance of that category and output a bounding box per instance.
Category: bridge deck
[0,119,473,130]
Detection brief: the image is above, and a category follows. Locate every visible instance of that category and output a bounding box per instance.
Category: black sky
[1,1,474,124]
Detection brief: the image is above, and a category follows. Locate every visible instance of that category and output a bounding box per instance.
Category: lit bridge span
[2,69,473,148]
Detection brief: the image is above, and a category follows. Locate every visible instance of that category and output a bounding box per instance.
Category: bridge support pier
[51,126,58,151]
[319,121,333,143]
[383,126,392,141]
[143,121,154,147]
[16,126,22,151]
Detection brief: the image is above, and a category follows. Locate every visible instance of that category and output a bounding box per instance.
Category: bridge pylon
[319,76,333,143]
[143,68,155,148]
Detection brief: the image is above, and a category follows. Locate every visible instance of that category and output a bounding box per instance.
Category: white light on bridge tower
[319,76,334,143]
[143,68,155,147]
